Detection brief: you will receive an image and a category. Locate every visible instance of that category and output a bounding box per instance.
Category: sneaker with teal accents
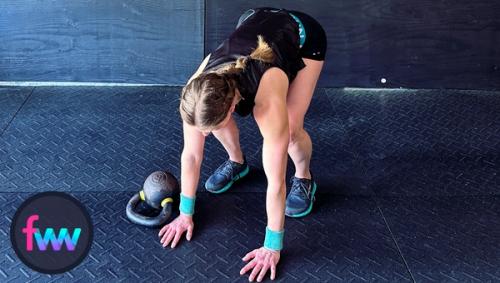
[285,171,317,218]
[205,155,250,194]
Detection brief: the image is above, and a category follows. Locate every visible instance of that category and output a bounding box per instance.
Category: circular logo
[10,192,93,274]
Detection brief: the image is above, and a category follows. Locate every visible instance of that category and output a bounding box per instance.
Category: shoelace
[290,177,311,199]
[219,160,236,178]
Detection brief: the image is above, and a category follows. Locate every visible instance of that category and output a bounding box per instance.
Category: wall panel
[206,1,500,89]
[0,1,204,85]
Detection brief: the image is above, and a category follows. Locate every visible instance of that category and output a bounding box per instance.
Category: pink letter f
[22,214,39,251]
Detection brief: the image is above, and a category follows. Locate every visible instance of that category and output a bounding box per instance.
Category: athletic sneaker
[285,171,317,218]
[205,155,250,194]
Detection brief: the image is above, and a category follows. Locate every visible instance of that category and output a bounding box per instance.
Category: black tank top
[202,7,306,117]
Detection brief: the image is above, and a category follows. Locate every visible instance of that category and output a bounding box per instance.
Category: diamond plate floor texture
[0,86,499,282]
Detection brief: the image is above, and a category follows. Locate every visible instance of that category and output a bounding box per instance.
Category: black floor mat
[378,196,500,282]
[0,192,411,282]
[0,86,499,281]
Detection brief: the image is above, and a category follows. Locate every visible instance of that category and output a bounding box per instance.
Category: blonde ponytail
[249,35,275,63]
[227,35,275,71]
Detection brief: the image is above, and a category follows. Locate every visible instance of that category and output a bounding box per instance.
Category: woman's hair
[179,35,275,129]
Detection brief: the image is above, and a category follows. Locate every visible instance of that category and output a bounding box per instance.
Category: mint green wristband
[264,227,284,251]
[179,193,196,215]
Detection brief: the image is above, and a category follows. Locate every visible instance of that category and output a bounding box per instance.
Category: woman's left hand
[240,247,280,282]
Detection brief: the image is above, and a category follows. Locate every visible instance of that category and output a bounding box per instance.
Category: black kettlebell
[126,171,179,228]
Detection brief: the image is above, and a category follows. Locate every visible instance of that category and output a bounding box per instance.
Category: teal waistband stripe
[289,12,306,48]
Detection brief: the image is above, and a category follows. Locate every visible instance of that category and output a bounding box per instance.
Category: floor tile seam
[1,191,499,198]
[323,87,500,95]
[0,191,375,196]
[375,194,500,199]
[373,196,417,283]
[0,87,35,138]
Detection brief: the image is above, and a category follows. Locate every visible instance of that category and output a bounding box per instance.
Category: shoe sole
[285,181,317,218]
[206,165,250,194]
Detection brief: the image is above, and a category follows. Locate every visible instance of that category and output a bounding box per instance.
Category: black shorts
[236,8,327,61]
[287,10,327,61]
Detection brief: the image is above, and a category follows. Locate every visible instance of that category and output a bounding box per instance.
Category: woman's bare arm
[253,67,290,232]
[239,67,289,281]
[159,56,211,248]
[180,121,206,199]
[181,52,210,196]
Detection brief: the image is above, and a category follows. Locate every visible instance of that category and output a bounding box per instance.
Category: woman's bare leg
[286,58,324,179]
[211,115,245,164]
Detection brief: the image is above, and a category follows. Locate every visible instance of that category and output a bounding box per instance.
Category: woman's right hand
[158,213,194,248]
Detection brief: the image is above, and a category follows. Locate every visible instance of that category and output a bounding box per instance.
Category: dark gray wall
[1,1,499,89]
[0,1,203,85]
[206,1,500,90]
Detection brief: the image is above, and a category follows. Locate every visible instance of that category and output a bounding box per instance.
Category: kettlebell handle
[126,193,173,228]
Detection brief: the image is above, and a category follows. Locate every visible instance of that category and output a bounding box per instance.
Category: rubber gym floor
[0,86,499,282]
